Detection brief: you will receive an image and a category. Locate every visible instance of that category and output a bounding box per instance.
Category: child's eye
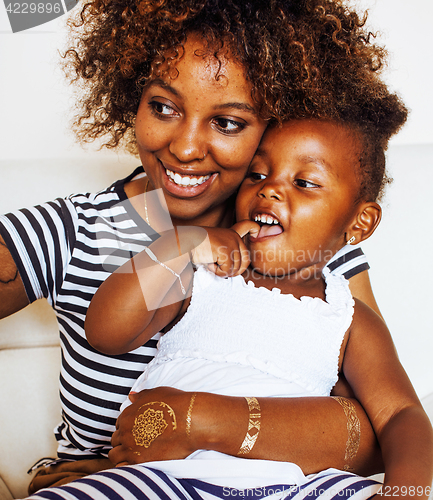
[149,100,179,118]
[249,172,267,181]
[212,117,246,135]
[295,179,320,188]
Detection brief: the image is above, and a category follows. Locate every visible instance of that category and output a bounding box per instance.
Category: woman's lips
[161,163,217,198]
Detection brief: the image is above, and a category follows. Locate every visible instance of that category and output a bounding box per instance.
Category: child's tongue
[258,224,283,238]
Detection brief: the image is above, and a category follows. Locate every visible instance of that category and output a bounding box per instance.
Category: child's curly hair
[282,6,408,203]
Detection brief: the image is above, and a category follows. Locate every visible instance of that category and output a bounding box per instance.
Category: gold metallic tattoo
[185,393,197,437]
[331,396,361,471]
[238,397,261,455]
[132,401,177,448]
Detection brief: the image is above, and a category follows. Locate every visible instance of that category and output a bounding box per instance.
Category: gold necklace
[143,177,150,226]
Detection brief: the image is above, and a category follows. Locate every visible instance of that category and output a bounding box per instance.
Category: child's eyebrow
[145,79,257,115]
[299,155,333,174]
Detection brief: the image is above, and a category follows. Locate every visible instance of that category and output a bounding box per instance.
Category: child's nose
[168,120,208,163]
[258,182,284,201]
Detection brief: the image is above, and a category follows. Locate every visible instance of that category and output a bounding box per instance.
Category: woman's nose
[168,120,208,163]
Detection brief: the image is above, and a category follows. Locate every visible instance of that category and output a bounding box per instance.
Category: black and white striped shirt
[0,166,369,460]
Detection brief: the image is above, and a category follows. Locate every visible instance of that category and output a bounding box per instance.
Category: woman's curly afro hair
[64,0,407,201]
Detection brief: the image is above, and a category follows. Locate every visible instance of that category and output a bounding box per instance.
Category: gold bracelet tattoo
[185,393,197,437]
[238,397,261,456]
[331,396,361,471]
[132,401,177,448]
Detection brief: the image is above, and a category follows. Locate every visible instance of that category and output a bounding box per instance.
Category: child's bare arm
[85,224,254,355]
[85,229,193,355]
[343,299,433,497]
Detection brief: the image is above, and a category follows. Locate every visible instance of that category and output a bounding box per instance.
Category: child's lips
[250,211,284,240]
[257,224,283,238]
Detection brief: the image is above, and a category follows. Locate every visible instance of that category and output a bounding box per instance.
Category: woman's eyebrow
[145,79,256,114]
[213,102,257,114]
[146,79,181,97]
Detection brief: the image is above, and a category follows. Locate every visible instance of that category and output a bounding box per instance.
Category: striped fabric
[0,167,161,460]
[27,466,382,500]
[327,246,369,280]
[0,167,369,460]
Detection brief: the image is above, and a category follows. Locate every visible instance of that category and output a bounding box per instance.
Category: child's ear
[345,202,381,245]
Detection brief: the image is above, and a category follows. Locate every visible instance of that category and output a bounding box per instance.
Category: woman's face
[135,35,267,226]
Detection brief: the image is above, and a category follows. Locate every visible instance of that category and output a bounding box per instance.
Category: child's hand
[232,219,260,240]
[188,226,251,278]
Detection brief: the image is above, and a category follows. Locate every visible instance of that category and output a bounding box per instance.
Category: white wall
[1,0,432,159]
[352,0,433,146]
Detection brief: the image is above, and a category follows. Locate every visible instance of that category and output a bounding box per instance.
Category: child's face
[135,34,267,226]
[236,120,362,278]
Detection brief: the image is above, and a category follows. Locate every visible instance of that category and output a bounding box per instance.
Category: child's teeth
[255,214,279,225]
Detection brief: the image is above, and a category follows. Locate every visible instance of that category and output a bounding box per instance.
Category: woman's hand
[109,387,199,466]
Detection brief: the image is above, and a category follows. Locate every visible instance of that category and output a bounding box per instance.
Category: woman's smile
[160,162,217,198]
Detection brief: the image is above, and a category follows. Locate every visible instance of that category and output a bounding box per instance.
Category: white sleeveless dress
[119,265,359,490]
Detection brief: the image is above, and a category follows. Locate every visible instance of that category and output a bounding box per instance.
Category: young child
[79,117,433,497]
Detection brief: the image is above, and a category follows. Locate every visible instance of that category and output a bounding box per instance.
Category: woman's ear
[345,202,381,245]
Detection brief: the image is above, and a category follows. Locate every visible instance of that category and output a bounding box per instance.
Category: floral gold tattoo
[132,401,177,448]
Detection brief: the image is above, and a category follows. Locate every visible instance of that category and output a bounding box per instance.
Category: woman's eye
[295,179,320,188]
[149,101,178,117]
[213,117,245,134]
[249,172,267,181]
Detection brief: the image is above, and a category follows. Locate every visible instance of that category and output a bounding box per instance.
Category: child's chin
[247,262,288,280]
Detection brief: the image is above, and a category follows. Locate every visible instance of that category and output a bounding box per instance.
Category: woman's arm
[344,299,433,497]
[107,238,384,475]
[0,235,29,319]
[347,269,383,319]
[110,386,383,476]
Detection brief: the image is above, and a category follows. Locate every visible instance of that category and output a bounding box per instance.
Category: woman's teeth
[166,169,211,187]
[254,214,280,225]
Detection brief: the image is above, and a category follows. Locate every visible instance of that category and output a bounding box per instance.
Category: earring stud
[347,236,356,245]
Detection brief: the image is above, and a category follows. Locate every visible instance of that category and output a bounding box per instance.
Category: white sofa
[0,147,432,499]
